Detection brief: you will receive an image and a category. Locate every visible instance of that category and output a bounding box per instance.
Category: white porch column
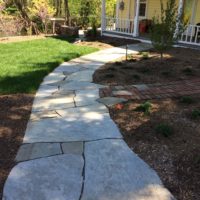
[133,0,140,37]
[174,0,184,38]
[101,0,106,35]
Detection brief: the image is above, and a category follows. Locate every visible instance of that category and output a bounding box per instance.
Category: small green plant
[161,71,171,77]
[135,101,152,115]
[182,67,193,75]
[191,109,200,119]
[155,123,173,137]
[138,67,151,74]
[132,74,141,80]
[180,96,194,104]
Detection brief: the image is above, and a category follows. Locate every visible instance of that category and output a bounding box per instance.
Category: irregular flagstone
[56,103,108,118]
[60,81,105,91]
[41,72,65,85]
[3,155,83,200]
[65,70,95,82]
[97,97,127,107]
[15,143,62,162]
[35,85,59,99]
[62,142,83,155]
[32,93,75,112]
[23,113,122,143]
[75,89,100,107]
[82,139,174,200]
[30,110,59,121]
[133,84,149,91]
[54,62,87,73]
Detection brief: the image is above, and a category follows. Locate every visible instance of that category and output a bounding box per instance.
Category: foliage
[0,37,98,94]
[155,123,173,137]
[191,109,200,120]
[180,96,194,104]
[28,0,55,33]
[150,0,184,60]
[135,101,152,115]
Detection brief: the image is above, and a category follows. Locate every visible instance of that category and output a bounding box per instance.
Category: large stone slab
[62,142,83,155]
[97,97,127,107]
[54,62,86,73]
[56,103,108,118]
[32,94,75,112]
[35,85,58,99]
[41,72,65,85]
[30,110,59,121]
[3,155,83,200]
[65,70,94,82]
[75,89,99,107]
[82,139,174,200]
[60,81,104,91]
[23,113,122,143]
[16,143,62,162]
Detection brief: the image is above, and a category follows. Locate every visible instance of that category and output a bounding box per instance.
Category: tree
[28,0,55,34]
[150,0,184,60]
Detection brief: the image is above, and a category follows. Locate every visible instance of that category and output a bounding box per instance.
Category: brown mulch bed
[93,47,200,85]
[0,94,34,199]
[76,36,140,49]
[109,97,200,200]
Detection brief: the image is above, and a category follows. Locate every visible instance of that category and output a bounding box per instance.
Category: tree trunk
[64,0,70,25]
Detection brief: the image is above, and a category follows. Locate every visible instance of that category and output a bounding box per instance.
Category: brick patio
[99,78,200,100]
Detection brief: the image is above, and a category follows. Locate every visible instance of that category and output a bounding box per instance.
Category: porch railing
[104,17,134,35]
[179,24,200,46]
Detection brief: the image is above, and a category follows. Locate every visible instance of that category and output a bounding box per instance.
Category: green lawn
[0,37,98,94]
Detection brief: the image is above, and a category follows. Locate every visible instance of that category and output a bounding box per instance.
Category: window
[139,0,147,17]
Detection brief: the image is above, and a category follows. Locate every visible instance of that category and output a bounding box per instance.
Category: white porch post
[174,0,184,38]
[133,0,140,37]
[101,0,106,35]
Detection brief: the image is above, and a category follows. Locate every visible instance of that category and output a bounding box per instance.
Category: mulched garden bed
[109,96,200,200]
[77,36,140,49]
[0,94,34,199]
[93,46,200,199]
[93,47,200,86]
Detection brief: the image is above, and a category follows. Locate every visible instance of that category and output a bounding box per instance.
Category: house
[101,0,200,46]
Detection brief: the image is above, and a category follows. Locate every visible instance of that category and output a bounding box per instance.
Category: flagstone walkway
[3,44,175,200]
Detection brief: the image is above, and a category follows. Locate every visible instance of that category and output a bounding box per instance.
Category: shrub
[161,71,171,77]
[132,74,141,80]
[182,67,193,75]
[150,0,185,60]
[115,61,122,65]
[180,96,194,104]
[135,101,152,115]
[155,123,173,137]
[191,109,200,119]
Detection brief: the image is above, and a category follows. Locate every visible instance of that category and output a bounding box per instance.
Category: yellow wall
[194,0,200,24]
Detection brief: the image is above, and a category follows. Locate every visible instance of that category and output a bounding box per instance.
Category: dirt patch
[109,96,200,200]
[93,47,200,85]
[0,94,34,198]
[76,36,140,49]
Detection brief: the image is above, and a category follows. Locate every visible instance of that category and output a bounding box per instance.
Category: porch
[101,0,200,46]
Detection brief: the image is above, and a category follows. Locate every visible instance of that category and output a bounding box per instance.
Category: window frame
[139,0,147,19]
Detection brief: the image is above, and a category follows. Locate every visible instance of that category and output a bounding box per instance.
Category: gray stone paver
[15,143,62,162]
[4,43,174,200]
[32,93,75,112]
[75,89,100,107]
[82,139,174,200]
[23,113,122,143]
[62,142,83,155]
[97,97,128,106]
[4,155,83,200]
